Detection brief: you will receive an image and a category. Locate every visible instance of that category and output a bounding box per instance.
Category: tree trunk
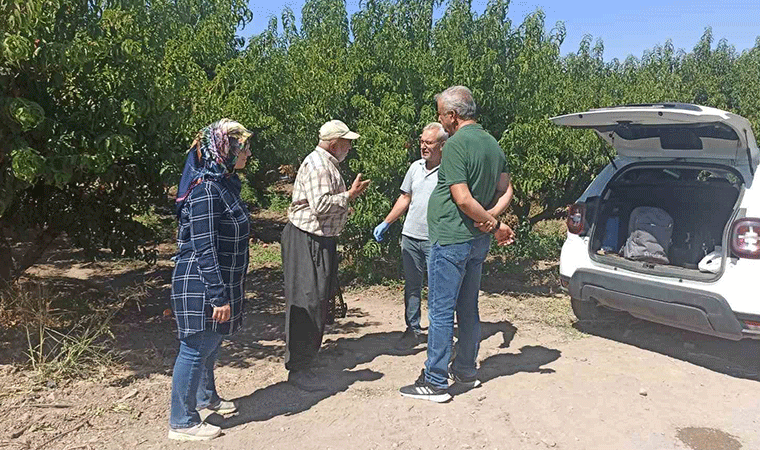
[12,227,60,280]
[0,226,12,287]
[511,201,530,224]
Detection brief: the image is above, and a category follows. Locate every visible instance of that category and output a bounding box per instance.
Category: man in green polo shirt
[400,86,515,402]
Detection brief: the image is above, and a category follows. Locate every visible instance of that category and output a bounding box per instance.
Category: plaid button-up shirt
[172,179,249,339]
[288,146,349,237]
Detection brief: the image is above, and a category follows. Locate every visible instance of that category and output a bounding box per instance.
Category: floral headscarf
[175,119,252,216]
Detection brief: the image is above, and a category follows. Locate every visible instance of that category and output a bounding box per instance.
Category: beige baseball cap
[319,120,360,141]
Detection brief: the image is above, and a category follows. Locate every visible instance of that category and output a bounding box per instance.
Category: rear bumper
[567,269,753,341]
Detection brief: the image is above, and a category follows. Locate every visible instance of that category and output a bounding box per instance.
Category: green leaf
[11,141,45,183]
[3,97,45,131]
[2,35,33,65]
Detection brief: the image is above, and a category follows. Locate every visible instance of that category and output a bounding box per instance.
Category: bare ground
[2,238,760,450]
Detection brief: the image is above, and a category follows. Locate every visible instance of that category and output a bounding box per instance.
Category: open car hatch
[550,103,758,168]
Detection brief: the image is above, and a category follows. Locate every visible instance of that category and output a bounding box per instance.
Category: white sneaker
[168,422,221,441]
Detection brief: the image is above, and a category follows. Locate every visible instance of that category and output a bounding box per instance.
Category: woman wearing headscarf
[168,119,252,441]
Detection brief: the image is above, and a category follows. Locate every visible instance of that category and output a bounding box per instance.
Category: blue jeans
[401,235,431,335]
[424,234,491,389]
[170,329,224,429]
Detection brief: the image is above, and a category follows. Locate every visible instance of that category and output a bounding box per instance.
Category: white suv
[553,103,760,340]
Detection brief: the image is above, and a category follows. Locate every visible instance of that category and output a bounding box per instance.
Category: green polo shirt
[427,123,509,245]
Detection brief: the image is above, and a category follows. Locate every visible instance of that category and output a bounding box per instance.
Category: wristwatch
[490,220,500,235]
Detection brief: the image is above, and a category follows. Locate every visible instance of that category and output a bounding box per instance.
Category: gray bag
[623,207,673,264]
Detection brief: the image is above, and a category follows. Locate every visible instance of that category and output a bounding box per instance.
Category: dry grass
[1,282,149,382]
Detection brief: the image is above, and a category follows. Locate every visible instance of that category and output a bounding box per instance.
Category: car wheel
[570,297,617,322]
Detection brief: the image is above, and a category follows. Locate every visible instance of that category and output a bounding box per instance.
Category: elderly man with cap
[282,119,371,391]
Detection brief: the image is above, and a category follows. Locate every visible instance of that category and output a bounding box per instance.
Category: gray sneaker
[168,422,221,441]
[203,400,237,415]
[448,366,481,388]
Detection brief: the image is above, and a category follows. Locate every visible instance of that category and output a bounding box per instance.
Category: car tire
[570,297,617,322]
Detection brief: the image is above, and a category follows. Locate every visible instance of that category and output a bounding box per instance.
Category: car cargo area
[588,165,743,281]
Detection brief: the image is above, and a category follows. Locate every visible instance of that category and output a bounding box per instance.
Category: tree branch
[528,207,565,226]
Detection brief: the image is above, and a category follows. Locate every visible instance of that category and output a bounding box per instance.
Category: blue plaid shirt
[171,178,250,339]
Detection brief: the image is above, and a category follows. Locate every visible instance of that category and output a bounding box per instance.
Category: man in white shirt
[373,122,447,349]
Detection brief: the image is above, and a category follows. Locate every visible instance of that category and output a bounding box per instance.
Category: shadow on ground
[217,319,560,426]
[448,321,560,396]
[574,314,760,381]
[450,345,562,396]
[248,209,287,243]
[110,266,291,383]
[217,329,422,425]
[0,261,175,367]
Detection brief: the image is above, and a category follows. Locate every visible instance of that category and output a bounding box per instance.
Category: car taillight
[742,320,760,332]
[730,218,760,259]
[567,203,586,235]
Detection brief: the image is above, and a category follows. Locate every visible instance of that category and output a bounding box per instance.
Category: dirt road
[3,263,759,450]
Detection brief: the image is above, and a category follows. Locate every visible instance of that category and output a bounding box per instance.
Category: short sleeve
[440,141,468,186]
[400,163,416,194]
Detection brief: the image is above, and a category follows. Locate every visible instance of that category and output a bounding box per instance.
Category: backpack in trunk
[623,206,673,264]
[669,229,714,269]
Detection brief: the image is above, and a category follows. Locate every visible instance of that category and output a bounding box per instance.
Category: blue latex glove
[373,221,390,242]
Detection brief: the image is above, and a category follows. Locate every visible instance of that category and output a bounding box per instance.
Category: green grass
[490,219,566,263]
[133,206,176,242]
[266,190,291,212]
[533,218,566,236]
[248,242,282,269]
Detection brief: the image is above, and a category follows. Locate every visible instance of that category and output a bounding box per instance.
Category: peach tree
[0,0,251,284]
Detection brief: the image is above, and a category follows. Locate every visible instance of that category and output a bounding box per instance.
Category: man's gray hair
[435,85,477,120]
[422,122,448,142]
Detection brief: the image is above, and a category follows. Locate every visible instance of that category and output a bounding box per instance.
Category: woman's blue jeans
[424,234,491,389]
[170,329,224,429]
